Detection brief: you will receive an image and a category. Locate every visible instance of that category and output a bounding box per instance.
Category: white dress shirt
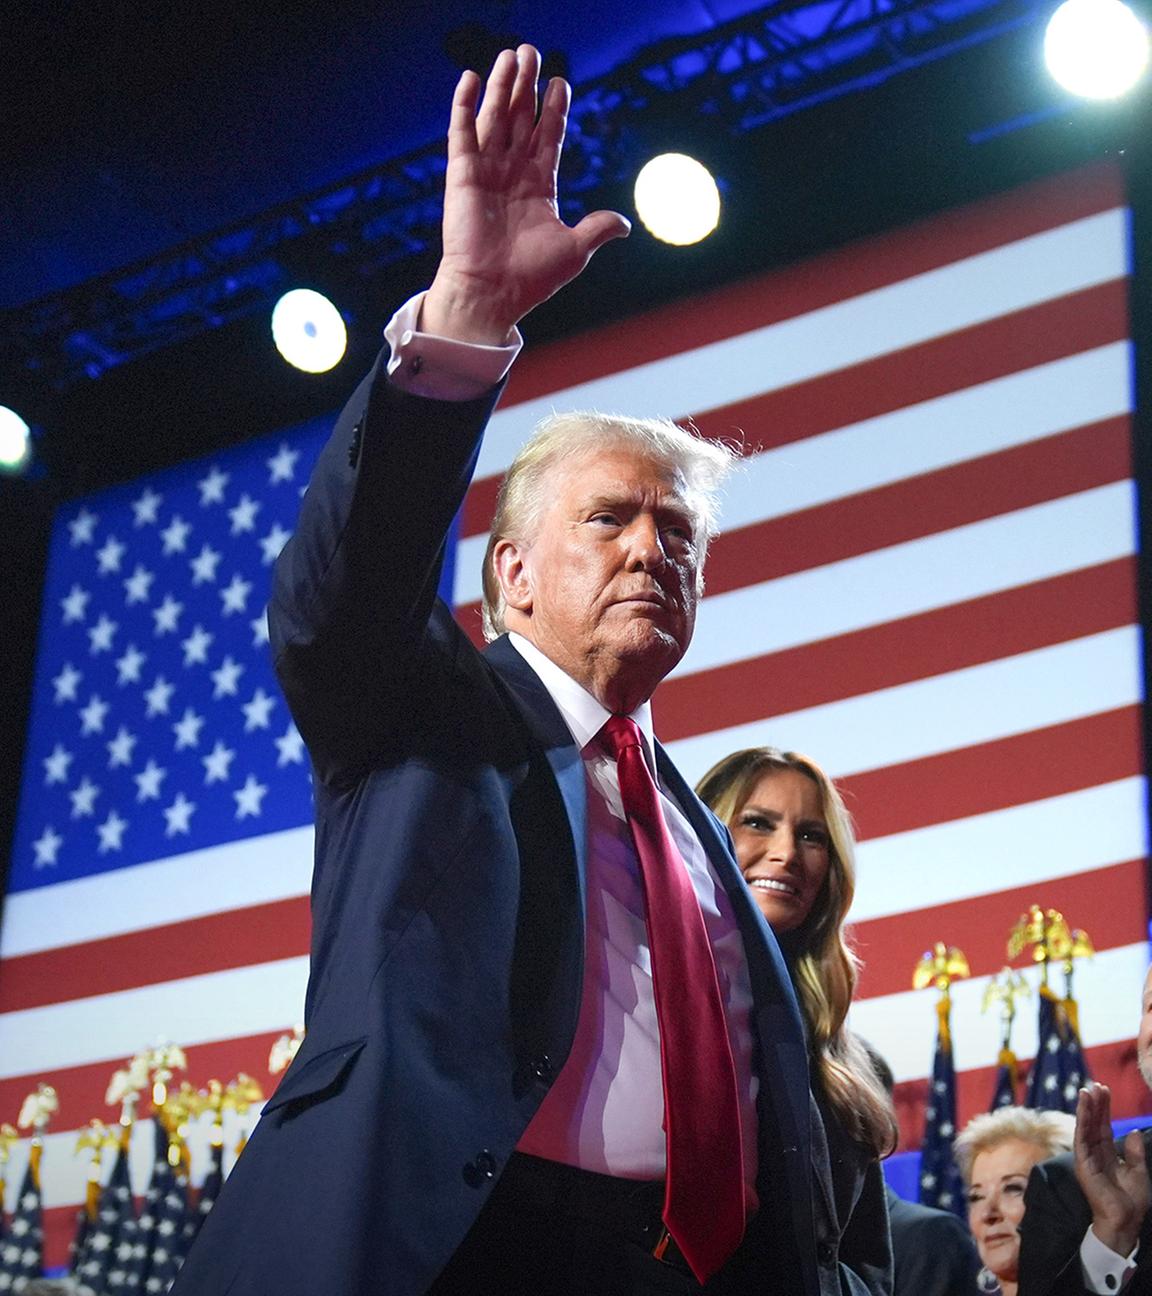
[1082,1226,1139,1292]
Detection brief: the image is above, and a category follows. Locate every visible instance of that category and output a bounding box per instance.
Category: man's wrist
[1094,1219,1142,1261]
[421,271,519,347]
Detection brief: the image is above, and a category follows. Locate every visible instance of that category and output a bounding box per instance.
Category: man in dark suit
[1018,965,1152,1295]
[884,1187,981,1296]
[172,43,822,1296]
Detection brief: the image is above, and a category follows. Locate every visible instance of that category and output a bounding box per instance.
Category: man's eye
[590,513,621,526]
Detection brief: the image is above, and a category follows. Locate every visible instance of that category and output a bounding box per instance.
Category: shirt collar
[508,633,656,762]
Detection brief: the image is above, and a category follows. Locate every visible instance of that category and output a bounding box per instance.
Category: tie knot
[601,714,643,761]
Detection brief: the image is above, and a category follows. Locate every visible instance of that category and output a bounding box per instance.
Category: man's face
[1137,965,1152,1090]
[497,446,704,703]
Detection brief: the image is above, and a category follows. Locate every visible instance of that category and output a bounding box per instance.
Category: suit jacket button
[817,1241,836,1268]
[463,1149,498,1187]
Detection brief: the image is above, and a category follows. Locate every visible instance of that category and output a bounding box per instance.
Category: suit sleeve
[835,1160,895,1296]
[889,1202,981,1296]
[1018,1154,1095,1296]
[269,352,503,786]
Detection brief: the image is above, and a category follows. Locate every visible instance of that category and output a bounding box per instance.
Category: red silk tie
[600,714,746,1283]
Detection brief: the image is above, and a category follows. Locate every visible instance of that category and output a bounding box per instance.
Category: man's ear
[492,538,533,614]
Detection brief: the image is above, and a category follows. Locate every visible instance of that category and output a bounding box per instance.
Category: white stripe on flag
[852,777,1149,922]
[0,825,313,959]
[678,482,1137,677]
[0,956,309,1079]
[666,626,1144,785]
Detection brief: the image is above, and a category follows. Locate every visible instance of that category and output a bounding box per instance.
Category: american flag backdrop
[1,159,1148,1266]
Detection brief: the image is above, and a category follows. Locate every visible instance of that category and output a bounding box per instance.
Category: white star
[202,741,235,784]
[197,466,229,506]
[163,793,196,837]
[123,564,155,605]
[79,693,109,734]
[181,623,214,666]
[88,612,118,653]
[259,522,292,565]
[152,594,183,635]
[1044,1074,1058,1091]
[210,656,244,698]
[131,487,163,526]
[68,508,99,545]
[52,661,83,703]
[61,583,90,623]
[234,774,268,820]
[33,825,63,867]
[70,776,101,818]
[115,643,147,685]
[135,759,167,802]
[190,543,222,585]
[250,609,270,646]
[43,743,73,784]
[220,572,253,615]
[160,514,192,554]
[97,809,128,853]
[241,688,276,731]
[275,723,305,767]
[106,726,137,768]
[173,707,205,750]
[267,442,300,484]
[96,535,127,574]
[144,675,175,717]
[228,494,260,535]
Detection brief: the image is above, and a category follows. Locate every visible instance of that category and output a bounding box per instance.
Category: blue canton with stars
[10,416,339,893]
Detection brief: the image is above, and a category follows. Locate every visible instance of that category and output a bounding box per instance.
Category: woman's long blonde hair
[696,747,897,1157]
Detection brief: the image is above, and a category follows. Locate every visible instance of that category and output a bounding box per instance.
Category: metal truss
[3,0,1051,391]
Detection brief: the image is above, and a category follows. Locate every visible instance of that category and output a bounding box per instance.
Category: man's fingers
[475,48,519,149]
[1124,1129,1147,1171]
[571,209,632,262]
[507,45,541,149]
[532,77,571,172]
[447,70,482,161]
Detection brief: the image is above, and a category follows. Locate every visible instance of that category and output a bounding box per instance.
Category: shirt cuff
[384,291,522,401]
[1081,1225,1139,1292]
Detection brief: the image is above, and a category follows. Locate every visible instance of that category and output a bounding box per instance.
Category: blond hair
[696,747,898,1157]
[480,410,735,641]
[953,1106,1075,1184]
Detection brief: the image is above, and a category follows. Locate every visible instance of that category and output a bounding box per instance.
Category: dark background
[2,0,1150,904]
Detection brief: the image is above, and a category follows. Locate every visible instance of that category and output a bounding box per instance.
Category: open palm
[423,46,630,343]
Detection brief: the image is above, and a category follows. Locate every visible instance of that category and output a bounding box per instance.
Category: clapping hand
[422,44,631,345]
[1075,1082,1150,1258]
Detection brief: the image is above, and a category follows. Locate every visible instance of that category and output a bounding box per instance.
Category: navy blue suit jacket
[173,355,821,1296]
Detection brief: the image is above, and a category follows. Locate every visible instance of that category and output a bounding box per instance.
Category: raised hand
[421,44,630,345]
[1074,1082,1150,1258]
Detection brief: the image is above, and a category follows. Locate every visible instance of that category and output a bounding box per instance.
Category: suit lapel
[482,635,588,912]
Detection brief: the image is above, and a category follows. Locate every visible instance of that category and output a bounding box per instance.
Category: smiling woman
[697,747,898,1294]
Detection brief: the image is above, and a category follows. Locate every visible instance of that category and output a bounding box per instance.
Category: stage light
[0,406,31,474]
[1044,0,1150,99]
[633,153,721,246]
[271,289,347,373]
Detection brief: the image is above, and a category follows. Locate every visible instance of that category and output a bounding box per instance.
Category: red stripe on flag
[852,858,1149,1001]
[499,162,1125,410]
[0,1031,292,1153]
[842,705,1145,842]
[655,559,1138,743]
[0,897,311,1016]
[460,277,1130,537]
[703,417,1132,597]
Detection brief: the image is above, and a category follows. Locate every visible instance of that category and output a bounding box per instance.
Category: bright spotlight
[633,153,721,247]
[0,406,31,474]
[271,289,347,373]
[1045,0,1150,99]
